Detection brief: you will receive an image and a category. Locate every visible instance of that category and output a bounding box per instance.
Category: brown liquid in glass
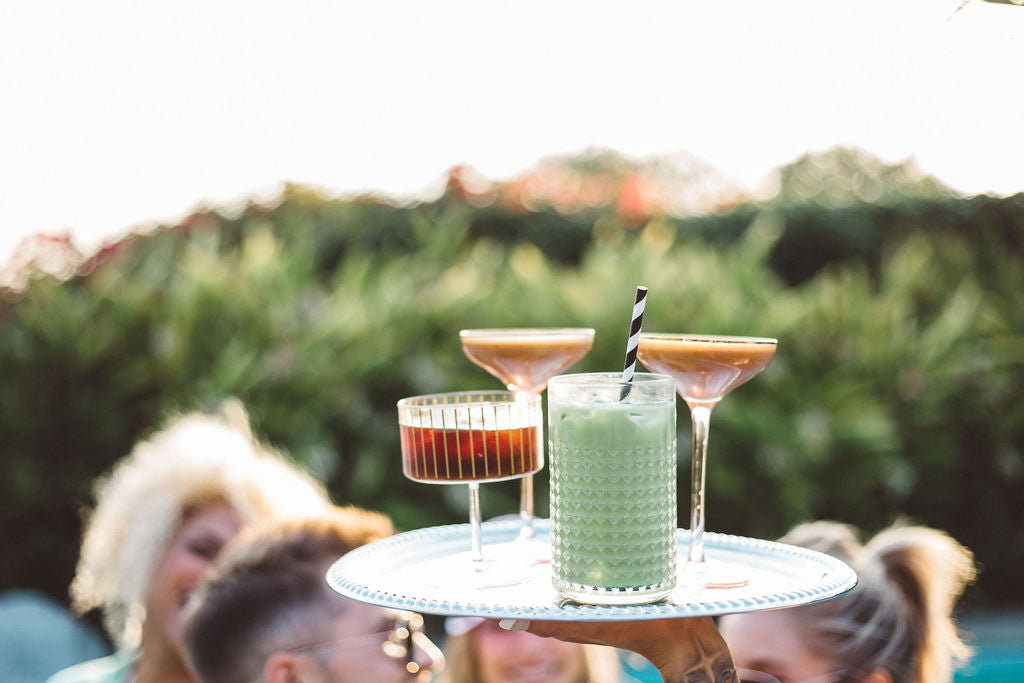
[461,333,594,394]
[637,335,776,405]
[400,424,541,482]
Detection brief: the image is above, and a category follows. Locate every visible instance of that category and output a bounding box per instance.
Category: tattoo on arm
[672,621,739,683]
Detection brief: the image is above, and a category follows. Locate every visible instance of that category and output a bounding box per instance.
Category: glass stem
[468,482,483,563]
[512,388,537,540]
[519,475,534,538]
[688,404,713,565]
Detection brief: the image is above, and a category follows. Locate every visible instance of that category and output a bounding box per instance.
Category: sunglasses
[737,668,847,683]
[282,609,445,676]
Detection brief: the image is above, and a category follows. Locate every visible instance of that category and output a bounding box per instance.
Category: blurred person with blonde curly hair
[47,401,332,683]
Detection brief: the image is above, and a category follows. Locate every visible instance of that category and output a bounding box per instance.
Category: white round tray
[327,518,857,620]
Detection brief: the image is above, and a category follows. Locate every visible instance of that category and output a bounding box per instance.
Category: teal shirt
[46,650,138,683]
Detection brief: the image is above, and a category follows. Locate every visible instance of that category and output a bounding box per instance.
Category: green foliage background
[2,185,1022,612]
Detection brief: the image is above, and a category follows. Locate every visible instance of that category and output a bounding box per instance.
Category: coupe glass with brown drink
[459,328,595,543]
[398,390,543,589]
[637,333,777,589]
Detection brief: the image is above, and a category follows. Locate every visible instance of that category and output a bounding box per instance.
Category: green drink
[548,372,677,604]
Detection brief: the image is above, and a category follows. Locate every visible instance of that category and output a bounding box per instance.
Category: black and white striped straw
[620,285,648,400]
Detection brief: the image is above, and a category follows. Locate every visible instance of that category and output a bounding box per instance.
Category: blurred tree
[1,148,1021,611]
[772,146,952,208]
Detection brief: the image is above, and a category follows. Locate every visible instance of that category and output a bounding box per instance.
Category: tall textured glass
[548,372,677,605]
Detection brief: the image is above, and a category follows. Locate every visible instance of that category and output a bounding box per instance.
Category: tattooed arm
[510,616,738,683]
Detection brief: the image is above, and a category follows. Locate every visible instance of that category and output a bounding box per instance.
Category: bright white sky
[1,0,1022,264]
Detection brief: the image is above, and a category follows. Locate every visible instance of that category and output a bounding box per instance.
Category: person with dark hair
[181,506,444,683]
[509,520,976,683]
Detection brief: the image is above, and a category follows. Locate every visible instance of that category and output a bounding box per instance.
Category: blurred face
[719,611,840,683]
[472,619,589,683]
[145,501,240,666]
[293,601,440,683]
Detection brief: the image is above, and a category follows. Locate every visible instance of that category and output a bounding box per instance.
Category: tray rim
[326,518,858,621]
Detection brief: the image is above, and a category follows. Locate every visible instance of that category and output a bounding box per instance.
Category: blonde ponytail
[777,520,976,683]
[863,524,976,682]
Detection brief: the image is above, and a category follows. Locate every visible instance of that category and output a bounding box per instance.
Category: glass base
[678,559,750,590]
[554,581,675,606]
[513,531,551,565]
[420,542,534,593]
[482,512,551,565]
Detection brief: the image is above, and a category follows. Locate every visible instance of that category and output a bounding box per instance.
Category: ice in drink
[548,372,677,604]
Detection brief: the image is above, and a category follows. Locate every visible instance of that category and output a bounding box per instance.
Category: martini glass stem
[512,389,538,540]
[687,404,713,565]
[468,482,483,563]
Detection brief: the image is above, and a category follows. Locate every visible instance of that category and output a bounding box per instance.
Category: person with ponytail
[719,520,977,683]
[515,520,976,683]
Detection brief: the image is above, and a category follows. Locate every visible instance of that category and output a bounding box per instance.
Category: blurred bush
[2,171,1022,611]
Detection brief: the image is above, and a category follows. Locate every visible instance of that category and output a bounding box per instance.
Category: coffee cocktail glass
[637,333,777,589]
[459,328,595,541]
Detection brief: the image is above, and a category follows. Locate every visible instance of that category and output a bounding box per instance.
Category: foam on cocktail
[637,334,776,404]
[459,328,595,395]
